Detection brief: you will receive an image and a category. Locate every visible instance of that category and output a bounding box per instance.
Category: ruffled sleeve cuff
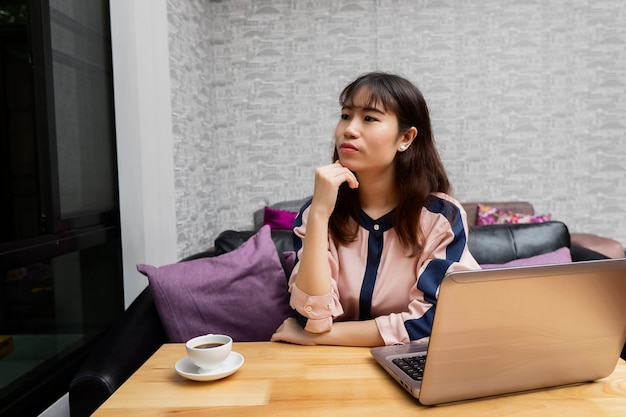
[290,282,336,333]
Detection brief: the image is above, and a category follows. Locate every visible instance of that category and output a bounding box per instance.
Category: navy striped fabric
[358,210,394,320]
[405,197,467,340]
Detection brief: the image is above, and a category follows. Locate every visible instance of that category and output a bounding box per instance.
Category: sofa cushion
[476,203,552,226]
[215,229,293,255]
[480,247,572,269]
[137,225,293,342]
[214,229,295,276]
[468,221,571,265]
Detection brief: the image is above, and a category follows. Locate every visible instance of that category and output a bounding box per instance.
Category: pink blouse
[288,193,480,345]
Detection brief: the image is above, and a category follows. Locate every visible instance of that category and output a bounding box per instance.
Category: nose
[343,119,360,138]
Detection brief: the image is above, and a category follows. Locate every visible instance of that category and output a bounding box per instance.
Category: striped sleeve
[376,195,480,344]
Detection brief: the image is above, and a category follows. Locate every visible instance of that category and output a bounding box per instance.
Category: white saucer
[175,352,244,381]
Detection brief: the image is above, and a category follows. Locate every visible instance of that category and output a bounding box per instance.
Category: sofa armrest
[569,244,609,261]
[570,232,624,259]
[69,287,167,417]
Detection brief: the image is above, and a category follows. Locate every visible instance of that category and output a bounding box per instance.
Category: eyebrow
[342,105,386,115]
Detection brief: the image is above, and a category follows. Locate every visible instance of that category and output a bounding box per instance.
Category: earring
[399,144,408,151]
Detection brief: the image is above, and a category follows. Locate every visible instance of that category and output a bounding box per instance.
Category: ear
[398,127,417,151]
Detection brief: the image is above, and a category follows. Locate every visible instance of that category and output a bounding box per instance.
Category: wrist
[307,204,333,222]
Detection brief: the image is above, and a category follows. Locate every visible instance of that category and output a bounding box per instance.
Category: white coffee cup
[185,334,232,371]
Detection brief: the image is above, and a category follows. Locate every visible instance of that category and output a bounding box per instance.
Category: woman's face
[335,88,406,175]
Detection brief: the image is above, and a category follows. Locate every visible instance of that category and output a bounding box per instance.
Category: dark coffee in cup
[186,334,232,370]
[194,342,224,349]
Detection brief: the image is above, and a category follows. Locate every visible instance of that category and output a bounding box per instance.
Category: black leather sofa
[68,220,621,417]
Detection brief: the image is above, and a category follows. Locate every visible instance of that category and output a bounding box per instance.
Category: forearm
[313,320,384,347]
[293,208,333,295]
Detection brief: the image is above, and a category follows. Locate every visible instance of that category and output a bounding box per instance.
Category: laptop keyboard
[392,355,427,381]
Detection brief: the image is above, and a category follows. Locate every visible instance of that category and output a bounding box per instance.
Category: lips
[339,143,358,152]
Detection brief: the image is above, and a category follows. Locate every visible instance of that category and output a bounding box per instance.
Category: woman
[271,72,479,347]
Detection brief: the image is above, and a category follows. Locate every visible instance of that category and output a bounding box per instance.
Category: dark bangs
[339,75,400,116]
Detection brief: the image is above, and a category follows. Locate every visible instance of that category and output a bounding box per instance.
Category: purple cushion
[480,247,572,270]
[263,206,298,230]
[137,225,293,342]
[476,203,552,226]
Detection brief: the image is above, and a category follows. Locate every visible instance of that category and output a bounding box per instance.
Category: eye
[364,115,379,122]
[340,113,350,121]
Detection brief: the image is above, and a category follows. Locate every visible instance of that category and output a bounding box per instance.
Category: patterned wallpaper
[167,0,626,258]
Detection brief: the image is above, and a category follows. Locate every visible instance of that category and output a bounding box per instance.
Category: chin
[337,157,358,171]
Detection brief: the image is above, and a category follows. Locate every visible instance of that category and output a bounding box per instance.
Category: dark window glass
[0,0,39,243]
[0,0,122,414]
[50,0,116,217]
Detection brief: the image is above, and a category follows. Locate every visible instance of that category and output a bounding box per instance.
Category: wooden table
[94,342,626,416]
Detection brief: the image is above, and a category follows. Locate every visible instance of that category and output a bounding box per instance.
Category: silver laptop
[371,258,626,405]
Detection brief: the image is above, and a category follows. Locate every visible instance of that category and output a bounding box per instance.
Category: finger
[345,172,359,189]
[332,161,359,187]
[331,168,358,189]
[325,164,358,187]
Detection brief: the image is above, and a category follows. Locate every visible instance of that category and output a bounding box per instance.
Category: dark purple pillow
[263,206,298,230]
[137,225,293,342]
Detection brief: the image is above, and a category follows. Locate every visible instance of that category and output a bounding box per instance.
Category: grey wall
[167,0,626,259]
